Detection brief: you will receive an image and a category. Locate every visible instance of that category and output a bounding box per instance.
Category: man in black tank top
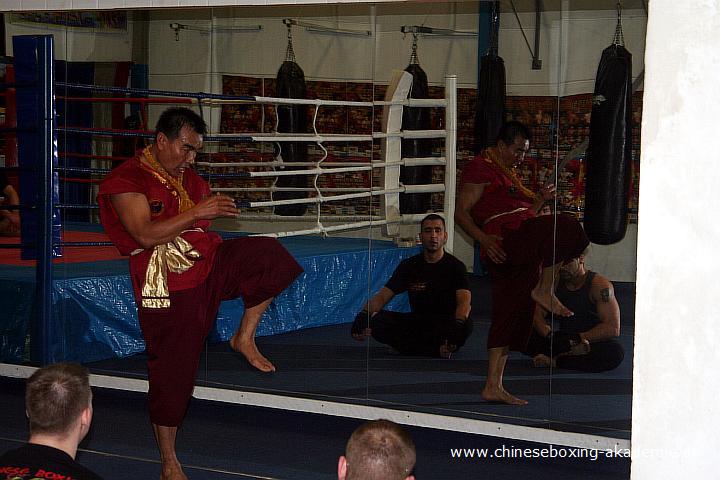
[524,253,624,372]
[351,214,473,358]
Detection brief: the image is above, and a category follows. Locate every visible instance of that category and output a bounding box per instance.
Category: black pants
[370,310,473,357]
[524,331,625,373]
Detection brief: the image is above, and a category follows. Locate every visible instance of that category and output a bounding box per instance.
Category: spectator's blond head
[344,420,416,480]
[26,363,92,435]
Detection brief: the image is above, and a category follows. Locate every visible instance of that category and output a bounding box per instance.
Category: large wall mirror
[0,0,643,447]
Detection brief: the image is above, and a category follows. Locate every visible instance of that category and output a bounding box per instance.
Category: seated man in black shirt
[0,170,20,236]
[351,214,473,358]
[0,363,103,480]
[524,252,625,372]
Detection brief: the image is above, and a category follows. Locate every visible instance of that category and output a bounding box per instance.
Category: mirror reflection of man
[351,214,473,358]
[525,252,625,372]
[0,170,20,236]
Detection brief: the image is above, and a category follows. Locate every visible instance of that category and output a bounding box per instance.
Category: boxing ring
[0,34,631,453]
[0,34,455,365]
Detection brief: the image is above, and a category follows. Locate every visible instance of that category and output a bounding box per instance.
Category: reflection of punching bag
[474,53,506,152]
[400,35,433,214]
[274,25,308,216]
[401,62,433,214]
[584,19,633,244]
[474,2,505,152]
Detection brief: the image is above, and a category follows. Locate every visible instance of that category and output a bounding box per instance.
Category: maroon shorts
[137,237,303,426]
[486,214,588,351]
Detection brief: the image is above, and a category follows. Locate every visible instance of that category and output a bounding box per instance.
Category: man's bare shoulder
[590,272,613,288]
[590,272,615,303]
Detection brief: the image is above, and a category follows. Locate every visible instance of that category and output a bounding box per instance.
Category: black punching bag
[274,37,309,216]
[474,53,506,153]
[474,2,505,153]
[400,62,433,214]
[584,43,632,244]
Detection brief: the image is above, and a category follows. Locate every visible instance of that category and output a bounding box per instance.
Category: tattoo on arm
[600,288,612,303]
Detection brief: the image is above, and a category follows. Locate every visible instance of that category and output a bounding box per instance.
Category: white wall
[4,13,133,61]
[142,6,647,90]
[632,1,720,478]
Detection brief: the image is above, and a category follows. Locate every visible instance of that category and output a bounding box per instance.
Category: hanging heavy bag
[474,53,506,153]
[584,43,633,245]
[400,62,433,214]
[274,28,309,217]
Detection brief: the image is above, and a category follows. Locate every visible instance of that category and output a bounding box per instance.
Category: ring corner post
[444,75,457,253]
[14,34,59,365]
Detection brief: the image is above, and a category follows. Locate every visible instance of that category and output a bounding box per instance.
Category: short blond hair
[26,363,91,435]
[345,420,416,480]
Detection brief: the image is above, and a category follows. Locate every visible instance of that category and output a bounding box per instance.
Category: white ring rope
[213,187,373,193]
[202,71,457,243]
[249,212,439,239]
[199,157,446,168]
[249,166,371,177]
[209,130,446,142]
[270,104,281,212]
[200,97,447,108]
[248,184,445,209]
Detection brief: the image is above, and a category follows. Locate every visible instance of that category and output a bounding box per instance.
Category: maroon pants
[486,214,588,351]
[137,237,303,426]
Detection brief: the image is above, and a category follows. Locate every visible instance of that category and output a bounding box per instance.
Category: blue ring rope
[57,203,100,209]
[56,82,257,102]
[55,166,252,179]
[60,241,114,247]
[0,81,37,89]
[56,166,111,175]
[56,127,254,143]
[58,127,154,138]
[0,241,115,248]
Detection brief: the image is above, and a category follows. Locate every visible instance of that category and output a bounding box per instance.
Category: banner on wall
[10,12,127,32]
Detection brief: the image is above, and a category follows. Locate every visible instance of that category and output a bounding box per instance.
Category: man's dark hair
[497,120,531,146]
[420,213,446,230]
[154,107,207,140]
[26,363,92,435]
[345,419,416,480]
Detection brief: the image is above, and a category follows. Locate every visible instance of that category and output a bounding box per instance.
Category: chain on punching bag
[273,22,309,216]
[584,3,632,244]
[400,33,433,214]
[474,2,506,152]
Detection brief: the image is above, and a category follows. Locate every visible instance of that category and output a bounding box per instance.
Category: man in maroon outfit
[455,121,589,405]
[98,107,302,479]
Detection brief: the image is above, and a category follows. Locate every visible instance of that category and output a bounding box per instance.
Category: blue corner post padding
[13,34,62,364]
[13,35,62,261]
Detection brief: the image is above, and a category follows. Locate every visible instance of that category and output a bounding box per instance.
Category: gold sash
[139,230,203,308]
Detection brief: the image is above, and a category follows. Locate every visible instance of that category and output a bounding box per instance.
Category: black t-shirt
[0,443,103,480]
[0,170,7,190]
[385,252,469,316]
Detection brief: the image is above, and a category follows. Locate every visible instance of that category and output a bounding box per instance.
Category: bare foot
[531,288,573,316]
[230,335,276,372]
[532,354,553,368]
[160,460,188,480]
[352,327,372,342]
[481,385,528,405]
[568,339,590,356]
[439,342,457,359]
